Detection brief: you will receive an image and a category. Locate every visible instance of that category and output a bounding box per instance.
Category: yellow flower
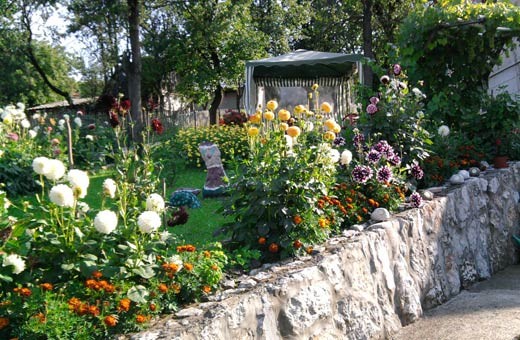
[324,131,336,140]
[324,119,336,131]
[320,102,332,113]
[279,123,289,131]
[332,123,342,133]
[306,110,315,117]
[294,105,306,116]
[312,84,319,91]
[266,100,278,111]
[316,114,323,120]
[249,114,261,124]
[278,109,291,121]
[287,126,301,138]
[263,111,275,121]
[247,126,259,137]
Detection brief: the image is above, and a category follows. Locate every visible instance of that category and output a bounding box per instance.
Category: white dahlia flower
[137,211,162,234]
[94,210,118,234]
[49,184,75,207]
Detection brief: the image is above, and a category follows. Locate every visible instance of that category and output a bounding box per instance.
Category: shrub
[175,125,248,167]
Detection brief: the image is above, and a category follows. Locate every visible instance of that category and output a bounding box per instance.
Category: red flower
[151,118,164,134]
[120,99,131,111]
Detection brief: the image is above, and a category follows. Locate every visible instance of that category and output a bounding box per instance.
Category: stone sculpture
[199,142,228,197]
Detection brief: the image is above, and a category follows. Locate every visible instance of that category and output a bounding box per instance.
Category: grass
[166,162,232,248]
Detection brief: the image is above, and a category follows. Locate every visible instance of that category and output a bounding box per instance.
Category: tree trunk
[209,83,223,125]
[127,0,143,140]
[362,0,375,88]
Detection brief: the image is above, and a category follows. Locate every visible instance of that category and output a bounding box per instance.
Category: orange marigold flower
[184,263,194,271]
[158,283,168,293]
[293,240,303,249]
[268,243,279,253]
[118,298,131,312]
[202,285,211,294]
[149,303,157,312]
[85,279,100,290]
[362,207,368,214]
[211,264,219,271]
[33,312,46,323]
[186,244,196,252]
[77,303,89,316]
[135,314,148,324]
[368,198,376,207]
[88,305,100,316]
[203,250,211,258]
[171,283,181,294]
[40,283,53,291]
[92,270,103,279]
[356,215,363,222]
[305,246,314,255]
[0,317,9,330]
[68,297,81,310]
[258,237,266,245]
[293,215,303,225]
[104,315,118,327]
[19,287,32,297]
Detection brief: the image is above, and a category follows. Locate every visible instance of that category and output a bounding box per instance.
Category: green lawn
[166,163,232,248]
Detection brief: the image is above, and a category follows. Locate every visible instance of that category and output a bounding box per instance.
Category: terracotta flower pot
[493,155,509,169]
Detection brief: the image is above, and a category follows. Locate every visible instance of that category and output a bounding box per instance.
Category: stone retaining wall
[125,163,520,340]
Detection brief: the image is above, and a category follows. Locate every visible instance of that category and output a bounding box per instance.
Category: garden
[1,1,520,339]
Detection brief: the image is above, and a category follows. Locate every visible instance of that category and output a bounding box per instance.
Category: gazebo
[244,50,364,116]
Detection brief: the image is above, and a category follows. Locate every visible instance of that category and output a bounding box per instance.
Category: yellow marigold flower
[263,111,275,121]
[320,101,332,113]
[266,100,278,111]
[287,126,301,138]
[278,109,291,121]
[324,131,336,140]
[324,119,336,131]
[316,114,323,120]
[312,84,319,91]
[247,126,259,137]
[306,110,315,117]
[249,114,261,124]
[294,105,306,115]
[279,123,289,131]
[318,217,329,228]
[332,123,342,133]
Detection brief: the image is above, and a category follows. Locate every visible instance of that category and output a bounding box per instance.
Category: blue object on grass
[169,190,201,208]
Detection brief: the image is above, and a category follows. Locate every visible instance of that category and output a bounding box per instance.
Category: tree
[163,0,268,125]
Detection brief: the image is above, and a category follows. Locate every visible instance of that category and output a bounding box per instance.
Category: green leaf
[127,285,149,303]
[132,266,156,279]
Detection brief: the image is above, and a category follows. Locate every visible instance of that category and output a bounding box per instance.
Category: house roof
[28,97,96,111]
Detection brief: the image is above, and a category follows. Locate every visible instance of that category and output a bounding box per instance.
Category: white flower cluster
[146,193,165,212]
[49,184,75,207]
[340,150,353,166]
[94,210,118,234]
[32,157,66,181]
[102,178,117,198]
[0,103,26,126]
[137,211,161,233]
[67,169,90,199]
[3,253,26,274]
[438,125,450,137]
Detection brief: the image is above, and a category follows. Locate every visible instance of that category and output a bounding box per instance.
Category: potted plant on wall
[481,92,520,169]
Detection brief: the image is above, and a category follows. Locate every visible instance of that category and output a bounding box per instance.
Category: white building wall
[488,0,520,95]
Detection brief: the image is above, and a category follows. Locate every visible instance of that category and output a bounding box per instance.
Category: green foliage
[174,125,249,168]
[398,1,520,128]
[0,33,77,106]
[221,105,343,262]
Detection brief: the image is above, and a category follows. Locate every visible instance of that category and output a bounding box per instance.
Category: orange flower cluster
[184,263,194,271]
[202,285,211,294]
[13,287,32,297]
[104,315,118,327]
[68,298,100,316]
[0,317,9,330]
[33,312,46,323]
[117,298,131,312]
[135,314,149,324]
[162,262,180,278]
[85,279,116,293]
[158,283,169,293]
[39,283,53,291]
[177,244,196,252]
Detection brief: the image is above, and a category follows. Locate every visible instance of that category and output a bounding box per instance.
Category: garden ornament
[199,142,228,197]
[169,190,201,209]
